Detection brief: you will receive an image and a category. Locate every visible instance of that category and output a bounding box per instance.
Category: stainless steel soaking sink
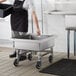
[12,34,55,69]
[13,34,55,51]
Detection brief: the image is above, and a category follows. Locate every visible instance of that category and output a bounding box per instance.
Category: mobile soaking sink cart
[12,34,55,69]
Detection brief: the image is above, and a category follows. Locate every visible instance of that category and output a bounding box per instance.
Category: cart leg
[13,49,20,66]
[37,52,41,62]
[36,52,42,69]
[49,47,53,63]
[16,49,21,61]
[51,47,53,57]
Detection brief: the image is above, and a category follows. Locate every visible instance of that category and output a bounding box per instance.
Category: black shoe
[19,55,27,61]
[9,51,16,58]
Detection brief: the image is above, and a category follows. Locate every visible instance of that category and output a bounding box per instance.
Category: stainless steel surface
[13,35,55,51]
[48,10,76,15]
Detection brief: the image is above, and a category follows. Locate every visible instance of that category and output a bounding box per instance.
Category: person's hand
[36,29,41,36]
[0,0,6,3]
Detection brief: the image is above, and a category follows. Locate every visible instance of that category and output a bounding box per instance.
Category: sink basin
[13,35,55,51]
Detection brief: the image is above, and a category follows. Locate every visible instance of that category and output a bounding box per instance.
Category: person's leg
[9,50,16,58]
[18,32,32,61]
[9,31,20,58]
[10,32,28,61]
[18,32,28,61]
[10,32,32,61]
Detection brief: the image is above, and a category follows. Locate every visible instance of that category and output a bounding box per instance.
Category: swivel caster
[49,55,53,63]
[13,59,19,67]
[19,55,27,61]
[36,61,41,69]
[28,54,32,61]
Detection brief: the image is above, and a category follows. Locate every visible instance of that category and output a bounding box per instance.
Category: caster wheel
[13,59,19,67]
[28,54,32,61]
[49,55,53,63]
[19,55,27,61]
[36,61,41,69]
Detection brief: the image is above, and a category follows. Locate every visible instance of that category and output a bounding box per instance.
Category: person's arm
[0,0,6,3]
[29,0,41,35]
[32,10,41,35]
[23,0,41,35]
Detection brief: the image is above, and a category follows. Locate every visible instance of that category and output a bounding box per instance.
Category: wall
[43,15,75,52]
[0,0,12,39]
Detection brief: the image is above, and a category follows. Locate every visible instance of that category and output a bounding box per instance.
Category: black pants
[12,31,32,39]
[12,31,27,37]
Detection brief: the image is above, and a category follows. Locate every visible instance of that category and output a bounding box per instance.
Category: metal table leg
[67,30,70,59]
[74,31,76,56]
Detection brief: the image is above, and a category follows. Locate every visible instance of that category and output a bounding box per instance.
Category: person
[0,0,41,60]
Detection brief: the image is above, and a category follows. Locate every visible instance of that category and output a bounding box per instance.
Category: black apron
[11,0,28,32]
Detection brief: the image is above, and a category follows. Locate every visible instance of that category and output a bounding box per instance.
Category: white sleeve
[23,0,35,12]
[29,0,35,11]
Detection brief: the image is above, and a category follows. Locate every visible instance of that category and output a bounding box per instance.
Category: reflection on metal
[31,15,33,33]
[41,0,43,34]
[0,18,6,22]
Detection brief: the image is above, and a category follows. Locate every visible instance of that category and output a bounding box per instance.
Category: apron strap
[14,0,25,4]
